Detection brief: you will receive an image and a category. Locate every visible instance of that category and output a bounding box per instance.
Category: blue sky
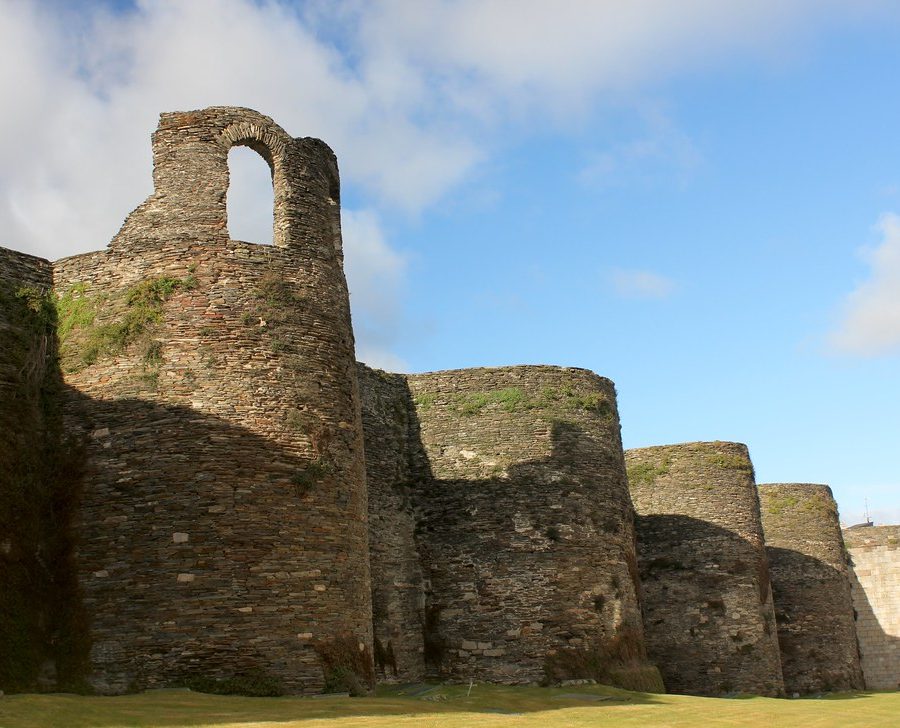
[1,1,898,525]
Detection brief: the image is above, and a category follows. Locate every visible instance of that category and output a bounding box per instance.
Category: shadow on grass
[0,683,667,727]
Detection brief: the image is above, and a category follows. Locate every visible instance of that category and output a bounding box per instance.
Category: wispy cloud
[579,106,703,188]
[342,208,409,372]
[829,213,900,356]
[610,267,677,299]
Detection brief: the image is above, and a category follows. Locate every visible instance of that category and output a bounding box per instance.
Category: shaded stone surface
[626,442,784,697]
[5,105,892,699]
[358,365,427,682]
[397,367,645,683]
[759,483,864,693]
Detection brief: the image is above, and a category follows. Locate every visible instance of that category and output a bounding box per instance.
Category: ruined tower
[47,107,372,693]
[758,483,864,693]
[626,442,784,696]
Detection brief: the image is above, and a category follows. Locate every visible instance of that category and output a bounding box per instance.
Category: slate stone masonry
[1,106,896,697]
[403,366,646,683]
[42,108,370,693]
[759,483,864,693]
[626,442,785,696]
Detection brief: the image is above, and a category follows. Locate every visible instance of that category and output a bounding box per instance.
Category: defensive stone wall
[357,364,427,682]
[844,525,900,690]
[758,484,863,693]
[401,366,647,684]
[626,442,784,696]
[0,248,88,692]
[6,105,891,699]
[34,107,372,694]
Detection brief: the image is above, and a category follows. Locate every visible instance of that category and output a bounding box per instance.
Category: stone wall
[5,104,887,699]
[403,366,647,683]
[758,484,863,693]
[48,107,372,694]
[357,364,427,682]
[0,248,75,692]
[844,525,900,690]
[626,442,784,696]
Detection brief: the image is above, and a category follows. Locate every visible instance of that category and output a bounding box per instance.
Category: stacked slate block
[626,442,784,696]
[2,105,896,698]
[49,108,371,694]
[357,364,427,682]
[362,365,654,685]
[758,483,864,693]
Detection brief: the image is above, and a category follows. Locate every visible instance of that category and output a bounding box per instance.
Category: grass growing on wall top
[626,458,671,488]
[417,384,614,417]
[705,453,753,473]
[763,491,836,519]
[457,387,528,414]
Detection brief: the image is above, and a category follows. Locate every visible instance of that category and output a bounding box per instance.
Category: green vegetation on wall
[626,458,671,488]
[57,275,196,375]
[763,491,835,520]
[412,384,613,418]
[705,453,753,473]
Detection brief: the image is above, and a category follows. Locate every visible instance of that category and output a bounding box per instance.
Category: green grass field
[1,683,897,728]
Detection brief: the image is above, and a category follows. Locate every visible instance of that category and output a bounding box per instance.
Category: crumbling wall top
[111,106,341,256]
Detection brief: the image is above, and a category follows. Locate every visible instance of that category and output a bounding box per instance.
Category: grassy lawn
[1,683,897,728]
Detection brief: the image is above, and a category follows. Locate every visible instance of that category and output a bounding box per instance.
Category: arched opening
[226,145,274,245]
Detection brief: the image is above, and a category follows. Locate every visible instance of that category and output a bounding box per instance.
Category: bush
[542,624,646,686]
[313,633,375,696]
[184,669,285,697]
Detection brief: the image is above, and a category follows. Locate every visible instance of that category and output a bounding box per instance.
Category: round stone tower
[53,108,371,693]
[404,366,649,684]
[759,483,864,693]
[626,442,784,696]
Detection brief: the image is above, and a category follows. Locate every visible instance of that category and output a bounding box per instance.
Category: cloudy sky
[2,0,899,525]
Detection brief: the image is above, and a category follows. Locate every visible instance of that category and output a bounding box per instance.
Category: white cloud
[829,213,900,356]
[841,503,900,528]
[226,146,275,245]
[0,0,479,261]
[342,208,409,371]
[1,0,895,365]
[348,0,893,121]
[610,267,677,299]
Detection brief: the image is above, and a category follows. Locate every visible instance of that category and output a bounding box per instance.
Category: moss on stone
[627,458,671,488]
[705,453,753,472]
[457,387,527,415]
[453,385,613,417]
[58,275,193,372]
[764,494,799,517]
